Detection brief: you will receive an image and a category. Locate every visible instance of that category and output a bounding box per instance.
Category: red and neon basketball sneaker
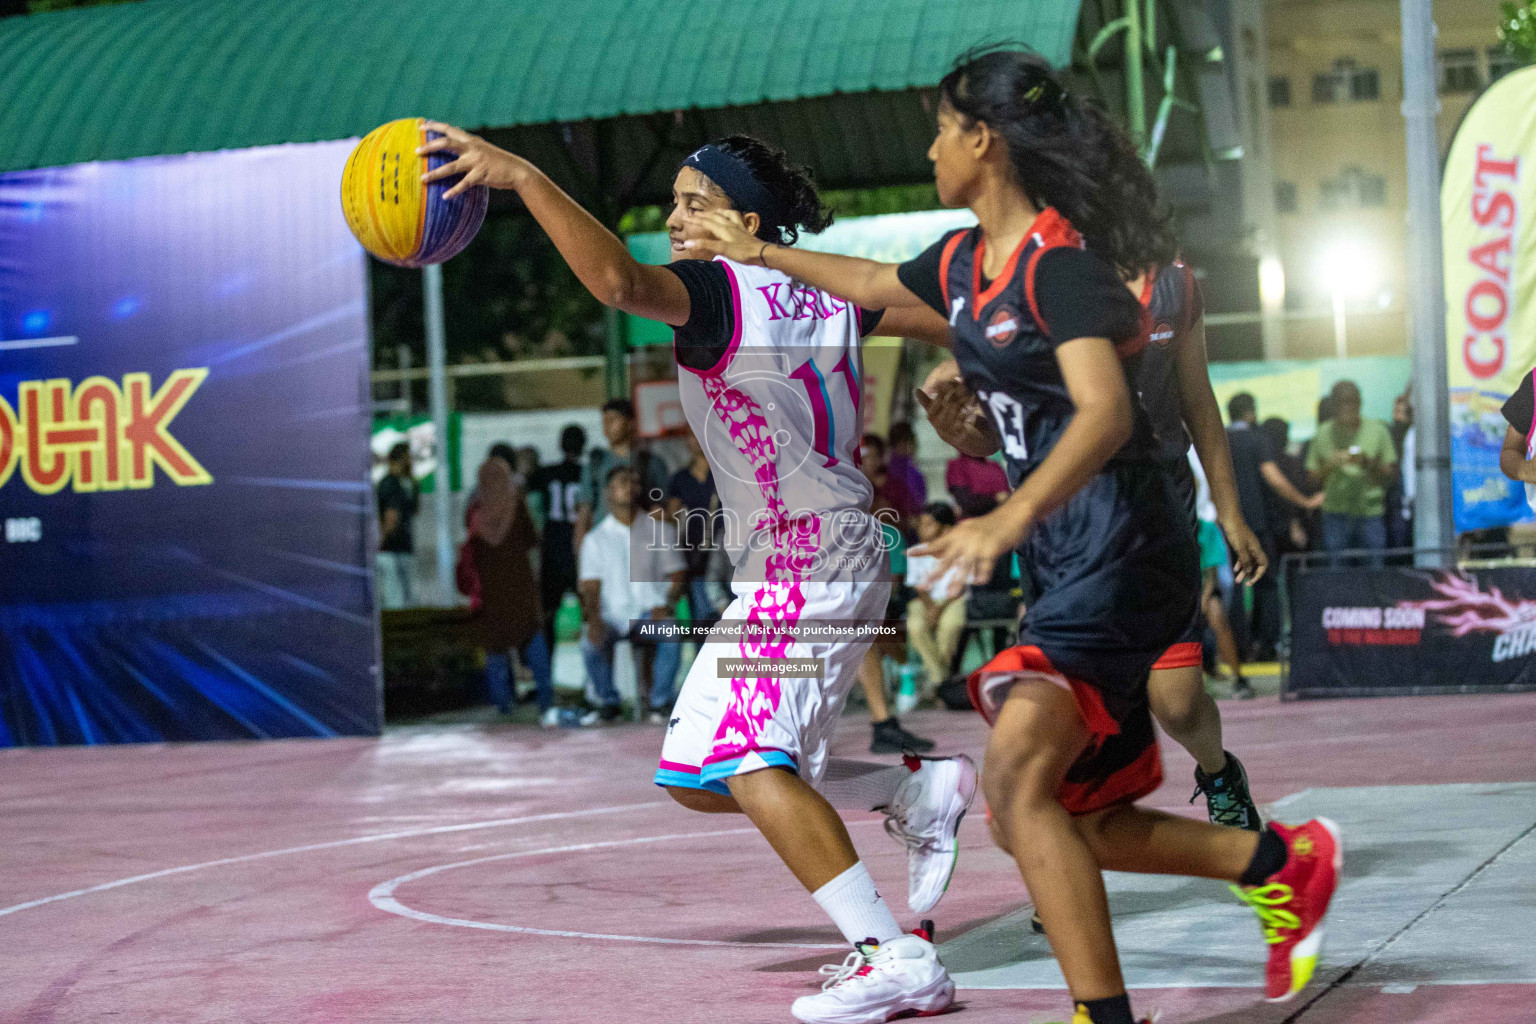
[1231,818,1343,1002]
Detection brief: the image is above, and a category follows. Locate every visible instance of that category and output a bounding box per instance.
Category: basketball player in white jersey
[420,124,974,1023]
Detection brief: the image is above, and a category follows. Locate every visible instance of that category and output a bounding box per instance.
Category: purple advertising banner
[0,141,380,745]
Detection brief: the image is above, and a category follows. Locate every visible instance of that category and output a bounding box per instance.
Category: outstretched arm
[420,122,692,326]
[684,210,926,310]
[869,306,952,348]
[1173,316,1267,584]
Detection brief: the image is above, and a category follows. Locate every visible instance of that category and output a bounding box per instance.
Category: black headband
[682,145,782,228]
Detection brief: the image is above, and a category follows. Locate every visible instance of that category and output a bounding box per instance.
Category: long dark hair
[696,135,834,246]
[939,46,1176,273]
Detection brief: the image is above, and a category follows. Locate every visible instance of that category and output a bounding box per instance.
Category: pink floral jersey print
[699,375,823,768]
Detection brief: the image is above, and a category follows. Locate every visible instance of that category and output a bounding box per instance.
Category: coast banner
[1442,65,1536,531]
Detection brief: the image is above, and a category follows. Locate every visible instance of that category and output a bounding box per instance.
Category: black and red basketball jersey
[1133,261,1203,465]
[898,207,1154,491]
[899,207,1198,702]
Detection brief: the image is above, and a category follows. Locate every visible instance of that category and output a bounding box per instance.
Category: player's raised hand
[418,121,533,198]
[1220,515,1268,585]
[683,210,769,264]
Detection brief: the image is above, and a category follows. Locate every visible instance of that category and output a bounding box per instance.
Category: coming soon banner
[1443,66,1536,531]
[1287,565,1536,698]
[0,142,381,745]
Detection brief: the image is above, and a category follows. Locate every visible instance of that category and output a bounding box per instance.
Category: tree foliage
[1501,1,1536,63]
[370,212,606,409]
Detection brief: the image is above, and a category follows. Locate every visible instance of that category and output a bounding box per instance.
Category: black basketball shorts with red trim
[969,462,1199,815]
[1151,454,1205,671]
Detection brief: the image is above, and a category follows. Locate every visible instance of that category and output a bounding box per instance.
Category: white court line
[0,801,665,920]
[0,335,77,351]
[370,827,846,949]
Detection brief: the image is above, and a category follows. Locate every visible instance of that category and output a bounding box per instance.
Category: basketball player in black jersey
[1130,261,1268,825]
[921,257,1271,844]
[688,48,1343,1023]
[920,256,1271,941]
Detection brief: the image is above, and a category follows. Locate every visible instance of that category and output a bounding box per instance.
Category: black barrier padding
[1285,561,1536,698]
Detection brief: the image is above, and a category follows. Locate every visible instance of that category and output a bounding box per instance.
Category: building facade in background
[1262,0,1520,359]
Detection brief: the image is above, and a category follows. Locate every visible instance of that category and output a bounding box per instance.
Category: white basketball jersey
[677,257,878,580]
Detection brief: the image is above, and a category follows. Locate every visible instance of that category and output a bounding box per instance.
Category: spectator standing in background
[1226,393,1322,660]
[945,450,1009,519]
[376,441,419,609]
[666,429,721,628]
[458,443,518,610]
[513,446,540,491]
[527,425,587,653]
[576,399,669,550]
[1299,394,1337,469]
[578,467,685,724]
[884,422,927,537]
[483,442,530,493]
[1261,417,1316,556]
[1386,392,1414,551]
[1307,380,1398,559]
[904,503,968,699]
[468,456,555,725]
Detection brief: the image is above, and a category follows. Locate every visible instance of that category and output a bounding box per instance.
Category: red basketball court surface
[4,690,1534,1024]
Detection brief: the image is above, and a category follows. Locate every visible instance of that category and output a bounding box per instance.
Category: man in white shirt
[579,467,686,723]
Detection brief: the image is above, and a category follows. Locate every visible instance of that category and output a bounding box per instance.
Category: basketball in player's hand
[917,360,1000,459]
[341,119,488,266]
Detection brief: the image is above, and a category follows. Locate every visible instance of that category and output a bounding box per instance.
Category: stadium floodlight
[1317,240,1380,359]
[1259,255,1286,311]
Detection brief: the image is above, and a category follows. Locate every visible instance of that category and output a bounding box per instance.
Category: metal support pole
[396,343,412,416]
[1123,0,1147,150]
[1331,286,1348,360]
[1400,0,1455,557]
[604,305,627,400]
[423,263,455,605]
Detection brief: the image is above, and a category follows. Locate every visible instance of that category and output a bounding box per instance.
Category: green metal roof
[0,0,1081,173]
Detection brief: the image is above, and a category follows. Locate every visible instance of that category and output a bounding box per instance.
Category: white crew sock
[813,861,904,946]
[819,759,914,812]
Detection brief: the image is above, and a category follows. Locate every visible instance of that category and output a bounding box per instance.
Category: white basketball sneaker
[791,927,955,1024]
[884,754,977,914]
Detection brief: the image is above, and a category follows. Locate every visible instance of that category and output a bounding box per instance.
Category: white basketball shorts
[654,571,891,795]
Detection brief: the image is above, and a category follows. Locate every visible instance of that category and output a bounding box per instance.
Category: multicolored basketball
[340,118,488,267]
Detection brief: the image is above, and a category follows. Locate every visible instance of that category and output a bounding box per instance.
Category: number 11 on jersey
[790,354,860,467]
